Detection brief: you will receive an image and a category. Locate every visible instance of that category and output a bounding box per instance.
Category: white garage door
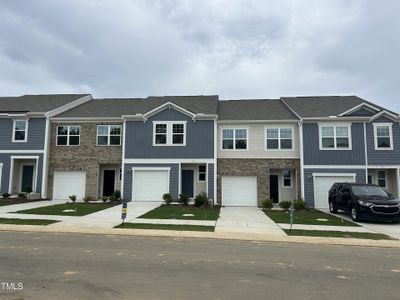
[133,170,169,201]
[53,171,86,200]
[221,176,257,206]
[314,175,355,208]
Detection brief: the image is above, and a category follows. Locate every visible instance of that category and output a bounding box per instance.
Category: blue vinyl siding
[0,118,46,150]
[124,108,214,159]
[303,123,366,165]
[123,163,179,201]
[303,168,366,207]
[345,108,375,117]
[207,163,214,200]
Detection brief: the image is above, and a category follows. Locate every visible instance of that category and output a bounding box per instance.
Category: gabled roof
[0,94,91,114]
[218,99,299,120]
[55,95,218,118]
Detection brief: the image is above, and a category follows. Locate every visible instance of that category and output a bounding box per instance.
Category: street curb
[0,224,399,248]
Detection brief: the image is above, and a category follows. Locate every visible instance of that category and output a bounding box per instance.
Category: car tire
[351,206,360,222]
[329,201,338,213]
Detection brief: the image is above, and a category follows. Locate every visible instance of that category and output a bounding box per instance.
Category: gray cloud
[0,0,399,111]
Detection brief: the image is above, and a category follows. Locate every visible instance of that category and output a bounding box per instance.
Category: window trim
[376,170,386,188]
[282,170,292,188]
[373,123,393,151]
[152,121,187,146]
[12,119,28,143]
[56,125,81,146]
[197,165,206,182]
[96,125,122,146]
[264,126,294,151]
[220,127,249,151]
[318,123,352,150]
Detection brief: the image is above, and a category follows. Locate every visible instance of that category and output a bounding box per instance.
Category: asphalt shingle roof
[218,99,299,120]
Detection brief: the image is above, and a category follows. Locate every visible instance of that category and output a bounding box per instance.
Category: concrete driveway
[215,207,286,235]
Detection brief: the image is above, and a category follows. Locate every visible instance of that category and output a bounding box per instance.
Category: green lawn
[284,229,394,240]
[15,203,119,216]
[115,223,215,232]
[0,217,58,225]
[265,209,359,227]
[139,205,220,220]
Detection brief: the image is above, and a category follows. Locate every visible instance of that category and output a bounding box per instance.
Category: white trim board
[8,156,40,194]
[337,102,380,117]
[46,95,92,118]
[0,150,44,154]
[124,159,214,164]
[304,165,365,169]
[312,173,357,178]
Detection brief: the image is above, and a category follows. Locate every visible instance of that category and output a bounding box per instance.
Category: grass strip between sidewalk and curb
[284,229,394,240]
[0,217,59,226]
[14,203,120,216]
[265,209,359,227]
[115,223,215,232]
[139,205,220,220]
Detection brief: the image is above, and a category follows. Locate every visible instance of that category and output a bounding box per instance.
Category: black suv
[328,183,400,223]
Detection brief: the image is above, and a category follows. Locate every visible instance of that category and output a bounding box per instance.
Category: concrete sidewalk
[278,223,377,233]
[132,218,216,226]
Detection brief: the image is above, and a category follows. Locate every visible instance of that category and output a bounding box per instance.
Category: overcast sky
[0,0,399,111]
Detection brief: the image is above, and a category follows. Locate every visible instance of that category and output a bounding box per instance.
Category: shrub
[279,200,292,211]
[82,195,93,203]
[69,195,77,203]
[162,193,173,205]
[261,198,273,210]
[2,193,10,198]
[109,194,117,202]
[194,192,208,207]
[293,198,306,210]
[113,190,121,200]
[179,193,190,206]
[101,196,109,203]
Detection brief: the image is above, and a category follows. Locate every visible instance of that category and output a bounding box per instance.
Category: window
[57,125,80,146]
[97,125,121,146]
[12,120,27,142]
[198,165,206,181]
[377,171,386,188]
[320,125,351,149]
[222,128,247,150]
[282,170,292,187]
[153,122,186,146]
[374,123,393,150]
[266,128,293,150]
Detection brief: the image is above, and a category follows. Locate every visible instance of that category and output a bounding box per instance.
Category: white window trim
[220,127,249,151]
[197,165,206,182]
[12,119,28,143]
[373,123,393,151]
[264,127,294,151]
[376,170,387,188]
[96,125,122,146]
[152,121,187,146]
[56,125,81,146]
[282,170,292,188]
[318,123,352,150]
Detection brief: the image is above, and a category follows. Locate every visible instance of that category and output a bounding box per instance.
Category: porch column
[397,168,400,200]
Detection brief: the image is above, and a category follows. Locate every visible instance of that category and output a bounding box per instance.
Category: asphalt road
[0,231,399,300]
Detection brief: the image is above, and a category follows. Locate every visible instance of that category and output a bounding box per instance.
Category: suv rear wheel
[329,201,337,213]
[351,206,360,221]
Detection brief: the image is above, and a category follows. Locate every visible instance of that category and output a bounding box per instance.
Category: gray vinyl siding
[303,123,366,165]
[207,163,214,200]
[0,153,43,194]
[124,108,214,159]
[346,108,375,117]
[304,168,366,207]
[366,119,400,165]
[0,118,46,150]
[123,163,179,201]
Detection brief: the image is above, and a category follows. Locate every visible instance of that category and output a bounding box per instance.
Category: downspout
[41,117,50,199]
[120,119,126,200]
[299,120,305,199]
[363,122,368,183]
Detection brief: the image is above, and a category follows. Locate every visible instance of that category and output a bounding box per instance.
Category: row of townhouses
[0,94,399,209]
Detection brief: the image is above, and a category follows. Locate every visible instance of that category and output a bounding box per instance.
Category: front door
[103,170,115,196]
[270,175,279,203]
[182,170,194,198]
[21,165,34,193]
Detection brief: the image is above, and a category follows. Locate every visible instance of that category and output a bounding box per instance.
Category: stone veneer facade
[47,122,122,199]
[217,158,301,206]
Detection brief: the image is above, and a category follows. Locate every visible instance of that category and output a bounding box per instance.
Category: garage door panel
[222,176,257,206]
[133,170,169,201]
[53,171,86,200]
[314,175,355,208]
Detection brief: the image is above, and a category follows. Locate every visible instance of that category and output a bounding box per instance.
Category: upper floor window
[319,124,351,150]
[57,125,80,146]
[153,121,186,146]
[373,123,393,150]
[12,120,27,142]
[198,165,206,181]
[222,128,247,150]
[97,125,121,146]
[266,128,293,150]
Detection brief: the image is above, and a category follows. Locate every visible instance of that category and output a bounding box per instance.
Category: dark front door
[103,170,115,196]
[21,165,34,193]
[182,170,194,198]
[270,175,279,203]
